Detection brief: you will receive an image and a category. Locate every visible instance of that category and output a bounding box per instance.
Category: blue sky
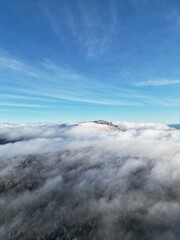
[1,0,180,123]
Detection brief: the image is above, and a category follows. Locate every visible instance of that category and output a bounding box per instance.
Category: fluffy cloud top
[0,121,180,240]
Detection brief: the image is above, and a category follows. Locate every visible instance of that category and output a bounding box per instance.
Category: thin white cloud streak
[0,52,83,86]
[0,51,85,85]
[99,85,171,106]
[40,5,63,40]
[1,83,170,108]
[0,51,178,108]
[0,102,51,108]
[40,1,119,58]
[41,60,84,81]
[0,53,142,107]
[80,1,119,58]
[77,1,119,58]
[0,53,42,79]
[0,88,143,108]
[135,78,180,87]
[0,93,59,103]
[18,87,142,107]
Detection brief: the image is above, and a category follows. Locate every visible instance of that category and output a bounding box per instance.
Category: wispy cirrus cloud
[0,93,58,103]
[0,51,84,85]
[40,1,119,58]
[0,52,42,78]
[135,78,180,87]
[0,102,50,108]
[82,1,119,58]
[7,86,142,107]
[0,51,142,107]
[1,50,179,109]
[41,60,84,81]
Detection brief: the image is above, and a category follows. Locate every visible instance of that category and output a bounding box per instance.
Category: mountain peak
[92,120,121,130]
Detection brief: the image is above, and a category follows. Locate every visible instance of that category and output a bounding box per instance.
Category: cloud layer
[0,121,180,240]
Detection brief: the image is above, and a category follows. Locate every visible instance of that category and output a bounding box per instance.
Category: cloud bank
[0,121,180,240]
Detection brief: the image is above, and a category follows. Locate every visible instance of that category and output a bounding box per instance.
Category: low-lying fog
[0,121,180,240]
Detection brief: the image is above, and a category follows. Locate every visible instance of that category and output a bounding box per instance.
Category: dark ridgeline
[169,124,180,129]
[92,120,121,130]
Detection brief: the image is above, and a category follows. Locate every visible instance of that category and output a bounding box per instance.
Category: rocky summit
[92,120,121,130]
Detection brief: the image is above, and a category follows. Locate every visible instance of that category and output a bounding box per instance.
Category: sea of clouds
[0,121,180,240]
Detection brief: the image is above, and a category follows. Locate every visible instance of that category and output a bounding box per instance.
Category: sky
[0,0,180,123]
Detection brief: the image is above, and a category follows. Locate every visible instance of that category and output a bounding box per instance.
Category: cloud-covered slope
[0,121,180,240]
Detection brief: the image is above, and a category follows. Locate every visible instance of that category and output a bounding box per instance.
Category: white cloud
[40,1,119,58]
[0,121,180,239]
[0,52,42,78]
[1,51,180,108]
[135,78,180,86]
[0,102,49,108]
[0,52,144,107]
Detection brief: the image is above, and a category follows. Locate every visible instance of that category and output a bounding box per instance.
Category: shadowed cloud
[0,121,180,239]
